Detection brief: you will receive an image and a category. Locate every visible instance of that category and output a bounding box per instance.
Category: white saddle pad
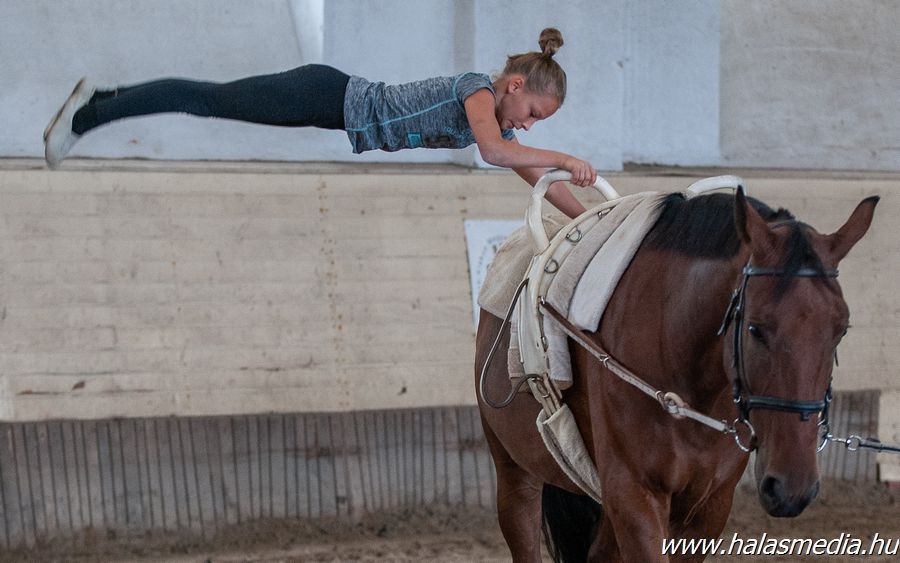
[477,193,666,387]
[543,193,666,386]
[477,214,568,319]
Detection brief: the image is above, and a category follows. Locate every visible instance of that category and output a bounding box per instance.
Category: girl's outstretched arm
[464,90,596,187]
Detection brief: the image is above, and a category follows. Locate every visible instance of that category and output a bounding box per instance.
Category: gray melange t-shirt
[343,72,516,153]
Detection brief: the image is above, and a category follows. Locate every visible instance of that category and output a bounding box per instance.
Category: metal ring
[732,418,756,453]
[544,259,559,274]
[658,392,687,419]
[566,227,583,243]
[655,390,667,406]
[655,391,675,414]
[529,376,552,400]
[846,435,862,451]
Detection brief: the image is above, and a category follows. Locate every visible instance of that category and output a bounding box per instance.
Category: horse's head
[727,188,878,517]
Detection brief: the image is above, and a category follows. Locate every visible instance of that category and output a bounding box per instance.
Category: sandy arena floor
[6,478,899,562]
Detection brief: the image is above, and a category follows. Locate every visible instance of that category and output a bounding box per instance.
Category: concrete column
[623,0,720,166]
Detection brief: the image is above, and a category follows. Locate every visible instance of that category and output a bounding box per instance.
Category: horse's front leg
[594,476,672,563]
[666,474,744,562]
[587,511,623,561]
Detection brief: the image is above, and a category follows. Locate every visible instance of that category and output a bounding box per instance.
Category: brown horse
[475,188,878,562]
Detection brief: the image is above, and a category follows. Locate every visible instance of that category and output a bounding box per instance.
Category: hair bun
[538,28,564,57]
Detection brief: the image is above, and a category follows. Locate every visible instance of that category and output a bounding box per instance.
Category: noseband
[717,260,839,449]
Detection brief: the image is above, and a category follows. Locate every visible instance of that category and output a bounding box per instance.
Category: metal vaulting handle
[527,169,619,254]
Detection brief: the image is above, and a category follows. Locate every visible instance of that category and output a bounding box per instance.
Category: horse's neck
[604,250,744,406]
[672,256,744,390]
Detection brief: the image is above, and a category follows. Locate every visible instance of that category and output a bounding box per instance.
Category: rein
[538,301,736,435]
[479,278,543,409]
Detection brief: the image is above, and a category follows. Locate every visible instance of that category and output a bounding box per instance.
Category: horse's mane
[644,193,828,297]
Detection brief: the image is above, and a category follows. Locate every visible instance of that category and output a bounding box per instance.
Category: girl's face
[495,75,560,132]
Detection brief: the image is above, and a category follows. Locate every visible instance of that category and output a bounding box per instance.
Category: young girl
[44,28,595,218]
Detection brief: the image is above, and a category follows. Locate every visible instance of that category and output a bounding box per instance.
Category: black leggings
[72,64,350,135]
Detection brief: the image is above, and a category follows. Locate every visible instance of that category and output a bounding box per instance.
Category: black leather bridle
[717,260,839,449]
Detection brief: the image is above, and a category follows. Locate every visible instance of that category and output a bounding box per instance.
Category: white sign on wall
[463,219,522,328]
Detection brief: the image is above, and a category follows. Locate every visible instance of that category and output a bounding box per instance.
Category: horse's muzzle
[757,474,820,517]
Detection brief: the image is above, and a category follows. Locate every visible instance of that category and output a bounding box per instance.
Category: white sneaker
[44,77,95,169]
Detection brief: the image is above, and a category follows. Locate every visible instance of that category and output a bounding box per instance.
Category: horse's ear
[825,196,879,262]
[734,187,777,253]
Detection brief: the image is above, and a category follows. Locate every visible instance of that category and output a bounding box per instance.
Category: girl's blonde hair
[501,28,567,105]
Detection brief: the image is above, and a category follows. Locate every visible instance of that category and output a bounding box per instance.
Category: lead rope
[823,435,900,454]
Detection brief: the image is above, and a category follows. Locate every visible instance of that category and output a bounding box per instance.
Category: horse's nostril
[760,475,784,503]
[758,475,818,517]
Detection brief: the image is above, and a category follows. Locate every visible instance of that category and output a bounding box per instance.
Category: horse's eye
[747,324,766,343]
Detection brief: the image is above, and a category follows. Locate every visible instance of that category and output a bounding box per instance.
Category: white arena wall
[4,1,897,170]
